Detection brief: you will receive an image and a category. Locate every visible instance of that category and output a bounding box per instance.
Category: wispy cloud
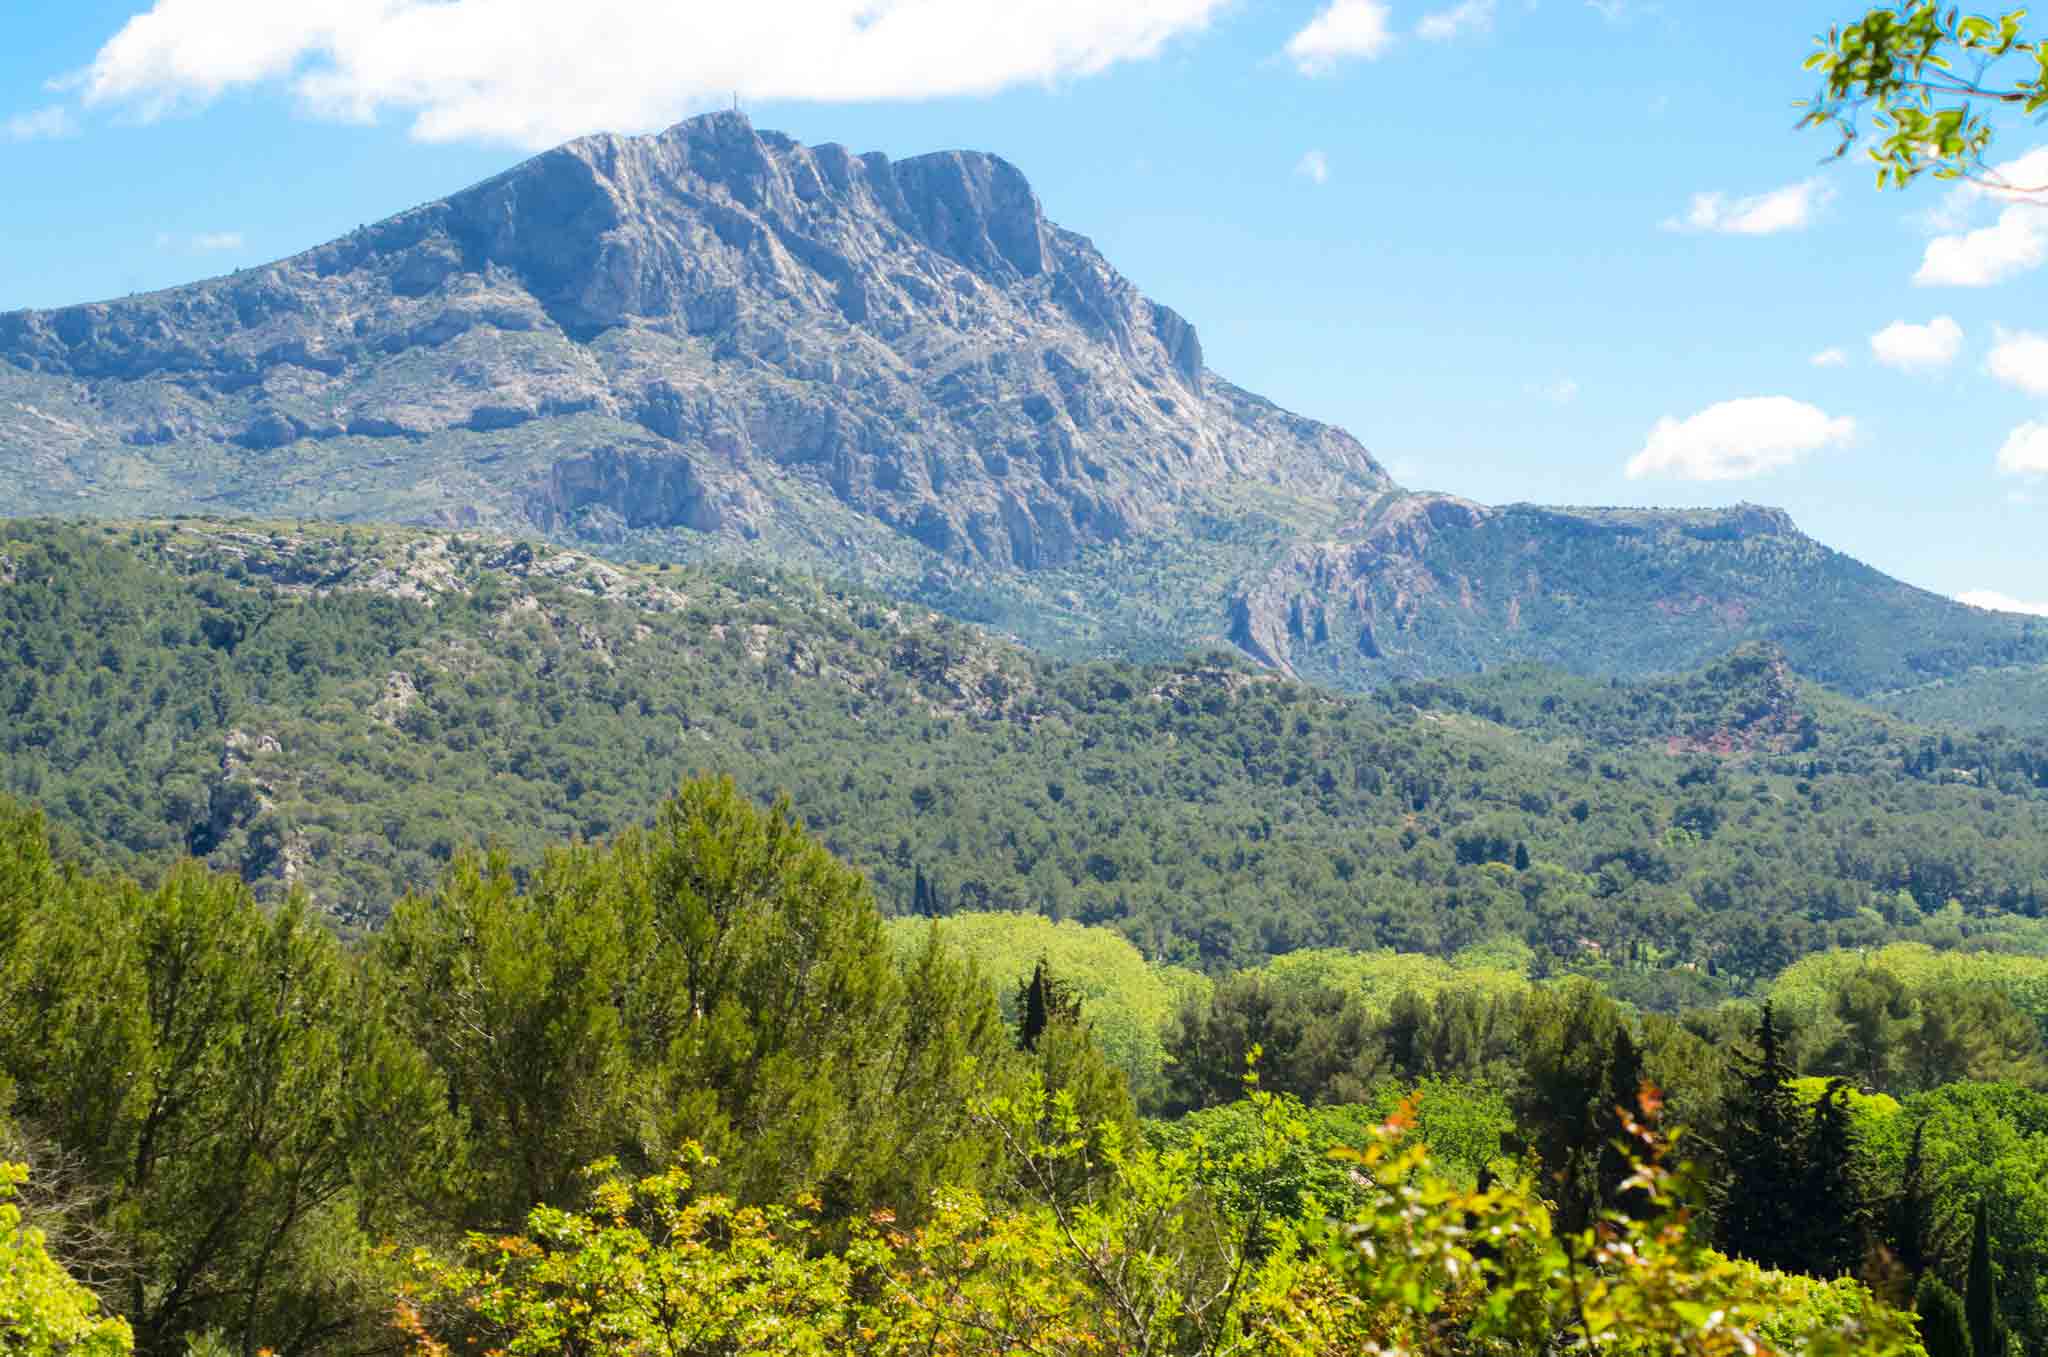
[1418,0,1495,41]
[1809,348,1848,368]
[1285,0,1395,74]
[1625,396,1855,482]
[1662,179,1828,236]
[3,104,76,142]
[1294,149,1329,185]
[1869,315,1963,373]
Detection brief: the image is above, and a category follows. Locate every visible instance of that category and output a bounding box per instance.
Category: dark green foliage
[9,520,2048,980]
[1890,1119,1932,1283]
[373,776,1030,1220]
[1800,1079,1866,1278]
[1015,959,1082,1053]
[0,821,449,1357]
[1164,975,1383,1113]
[1968,1199,2002,1357]
[1917,1275,1971,1357]
[1715,1004,1812,1270]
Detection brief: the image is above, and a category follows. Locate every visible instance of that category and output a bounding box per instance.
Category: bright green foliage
[1800,4,2045,190]
[1275,1093,1921,1355]
[1866,1083,2048,1350]
[1916,1274,1971,1357]
[396,1152,855,1357]
[397,1076,1920,1357]
[886,912,1186,1101]
[1770,947,2048,1095]
[1,1162,133,1357]
[1251,947,1530,1017]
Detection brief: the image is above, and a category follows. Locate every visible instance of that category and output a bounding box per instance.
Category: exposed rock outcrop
[0,112,1387,573]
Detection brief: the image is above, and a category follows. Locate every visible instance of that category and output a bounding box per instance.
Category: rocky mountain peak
[0,113,1382,573]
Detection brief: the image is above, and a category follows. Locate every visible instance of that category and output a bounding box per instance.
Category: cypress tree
[1015,959,1082,1053]
[1019,960,1050,1051]
[1889,1119,1931,1282]
[1967,1199,2001,1357]
[1599,1024,1650,1220]
[1513,841,1531,871]
[1915,1275,1971,1357]
[1798,1078,1864,1277]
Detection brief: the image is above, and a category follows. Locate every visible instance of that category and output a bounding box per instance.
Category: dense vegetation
[6,518,2048,985]
[17,780,2027,1357]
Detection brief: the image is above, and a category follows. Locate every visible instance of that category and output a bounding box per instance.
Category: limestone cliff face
[0,112,1387,570]
[6,119,2040,696]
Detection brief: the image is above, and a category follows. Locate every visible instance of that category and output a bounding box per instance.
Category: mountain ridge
[3,112,2043,696]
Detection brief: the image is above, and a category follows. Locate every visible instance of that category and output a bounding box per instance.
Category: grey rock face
[0,111,1388,571]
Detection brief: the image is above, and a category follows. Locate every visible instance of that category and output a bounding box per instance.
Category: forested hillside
[5,517,2048,982]
[10,780,2040,1357]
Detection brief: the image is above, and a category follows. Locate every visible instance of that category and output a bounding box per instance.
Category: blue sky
[4,0,2046,615]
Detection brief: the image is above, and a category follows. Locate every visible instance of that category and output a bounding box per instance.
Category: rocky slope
[2,113,2042,695]
[1217,497,2048,695]
[0,111,1384,576]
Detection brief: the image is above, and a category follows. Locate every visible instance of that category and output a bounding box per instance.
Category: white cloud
[1869,315,1963,373]
[1916,205,2048,286]
[1526,377,1578,404]
[1294,149,1329,185]
[1418,0,1495,41]
[3,104,76,141]
[1586,0,1629,19]
[1810,347,1848,368]
[1957,590,2048,617]
[1997,421,2048,477]
[1625,396,1855,482]
[77,0,1228,147]
[1663,179,1827,236]
[1285,0,1395,74]
[1987,328,2048,397]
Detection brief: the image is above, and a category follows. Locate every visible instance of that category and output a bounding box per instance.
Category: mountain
[0,111,1383,570]
[7,516,2048,976]
[3,112,2043,693]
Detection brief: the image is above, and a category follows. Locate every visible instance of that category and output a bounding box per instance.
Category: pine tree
[1915,1275,1971,1357]
[1967,1198,2002,1357]
[1513,841,1530,871]
[1713,1002,1809,1271]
